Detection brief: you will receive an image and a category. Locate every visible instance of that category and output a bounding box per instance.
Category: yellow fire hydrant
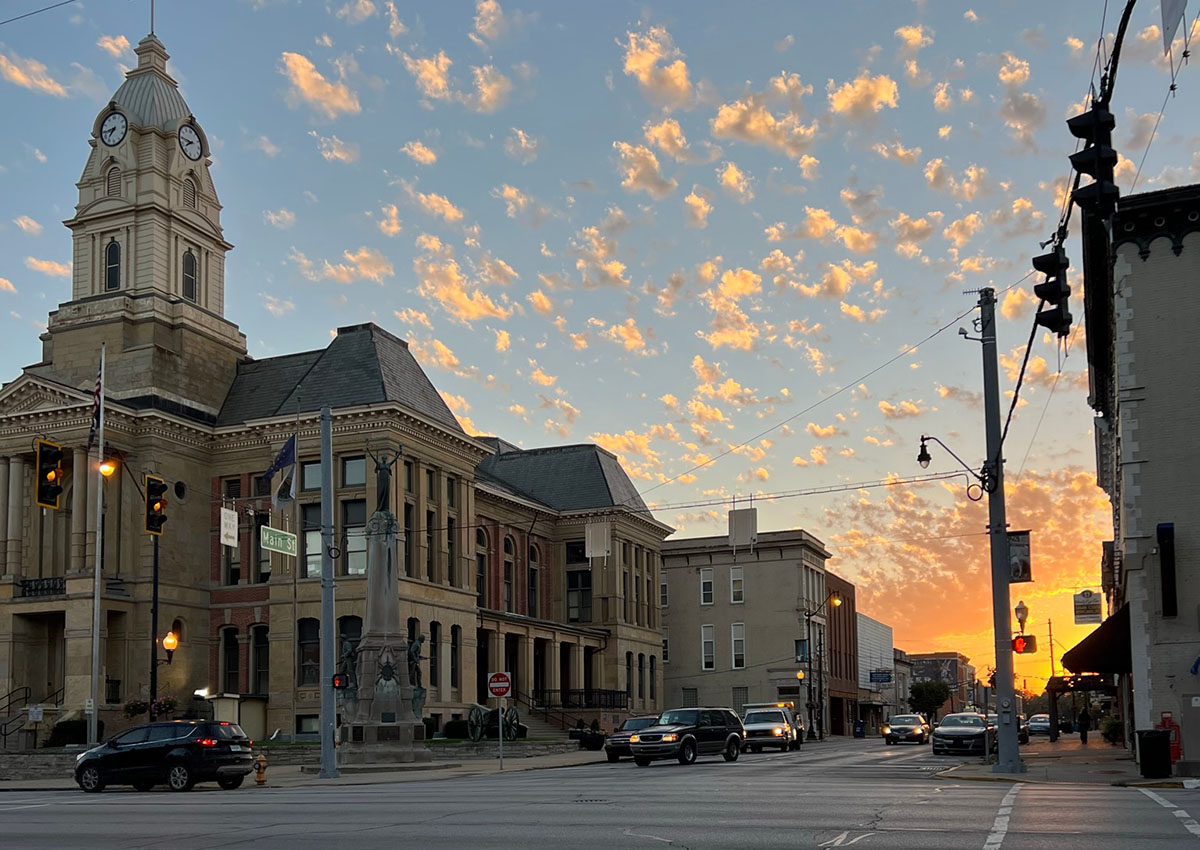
[254,751,268,786]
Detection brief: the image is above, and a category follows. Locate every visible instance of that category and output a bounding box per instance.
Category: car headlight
[661,733,678,743]
[629,734,640,743]
[772,727,784,736]
[882,725,891,735]
[75,753,85,766]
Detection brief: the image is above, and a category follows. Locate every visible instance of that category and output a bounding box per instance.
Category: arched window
[221,627,240,694]
[429,622,441,688]
[503,536,514,613]
[338,615,362,652]
[649,656,656,700]
[476,528,488,608]
[527,544,539,618]
[106,166,121,197]
[450,625,461,690]
[182,250,197,301]
[297,618,319,686]
[183,177,197,208]
[638,653,645,700]
[250,625,269,695]
[625,651,633,700]
[105,240,120,291]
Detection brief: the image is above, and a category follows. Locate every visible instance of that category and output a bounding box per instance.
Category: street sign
[1008,530,1032,583]
[27,705,43,723]
[260,524,297,557]
[869,670,892,684]
[1074,589,1102,624]
[220,507,238,547]
[488,671,512,698]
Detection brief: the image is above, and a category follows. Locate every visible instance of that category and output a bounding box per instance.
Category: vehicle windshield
[941,715,984,728]
[621,716,658,731]
[1031,714,1049,721]
[744,711,786,724]
[890,715,922,725]
[657,710,698,727]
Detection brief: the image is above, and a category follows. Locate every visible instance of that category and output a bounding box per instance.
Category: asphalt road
[2,740,1198,849]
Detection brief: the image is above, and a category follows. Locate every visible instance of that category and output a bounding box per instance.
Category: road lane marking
[621,827,673,844]
[817,831,874,846]
[0,803,52,812]
[1139,789,1200,839]
[982,784,1020,850]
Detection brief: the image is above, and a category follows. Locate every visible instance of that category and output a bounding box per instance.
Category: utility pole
[1048,619,1056,677]
[979,287,1025,774]
[817,631,825,740]
[318,407,339,779]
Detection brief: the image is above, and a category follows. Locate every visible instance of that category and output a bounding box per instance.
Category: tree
[909,680,951,721]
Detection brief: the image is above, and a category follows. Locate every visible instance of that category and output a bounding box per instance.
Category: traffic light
[1067,105,1119,219]
[1011,634,1038,654]
[332,673,349,690]
[144,474,168,535]
[1031,244,1072,337]
[35,439,64,509]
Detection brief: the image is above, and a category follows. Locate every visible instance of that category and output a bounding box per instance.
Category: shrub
[45,719,103,748]
[590,719,600,732]
[1100,716,1123,744]
[150,696,177,716]
[442,719,470,739]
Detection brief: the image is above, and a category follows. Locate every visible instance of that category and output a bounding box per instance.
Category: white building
[856,613,893,734]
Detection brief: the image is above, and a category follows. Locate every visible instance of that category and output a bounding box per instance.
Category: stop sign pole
[488,671,512,770]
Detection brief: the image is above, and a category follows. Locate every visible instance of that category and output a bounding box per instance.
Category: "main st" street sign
[260,525,297,558]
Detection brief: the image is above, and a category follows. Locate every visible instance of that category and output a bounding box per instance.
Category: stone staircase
[518,712,570,742]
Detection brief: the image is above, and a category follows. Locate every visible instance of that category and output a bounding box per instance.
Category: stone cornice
[1113,185,1200,260]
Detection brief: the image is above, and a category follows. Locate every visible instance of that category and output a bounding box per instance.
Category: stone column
[438,628,451,699]
[547,640,560,700]
[570,643,585,691]
[70,448,87,575]
[5,458,24,580]
[0,458,9,573]
[520,634,535,698]
[487,630,503,683]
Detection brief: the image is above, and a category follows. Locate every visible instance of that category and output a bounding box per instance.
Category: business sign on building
[1009,530,1032,583]
[1074,589,1102,624]
[869,669,893,684]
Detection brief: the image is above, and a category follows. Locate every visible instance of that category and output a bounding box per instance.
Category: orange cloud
[622,25,693,109]
[279,52,361,118]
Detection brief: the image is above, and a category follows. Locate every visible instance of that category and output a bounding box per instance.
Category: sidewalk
[937,735,1200,788]
[0,748,609,793]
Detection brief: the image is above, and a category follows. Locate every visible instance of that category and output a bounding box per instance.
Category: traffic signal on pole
[35,439,64,509]
[1031,244,1072,337]
[1067,105,1120,220]
[1011,634,1037,654]
[332,673,349,690]
[144,474,168,535]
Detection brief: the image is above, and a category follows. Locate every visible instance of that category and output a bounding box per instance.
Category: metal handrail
[0,686,30,717]
[42,686,64,706]
[0,711,26,749]
[511,689,588,733]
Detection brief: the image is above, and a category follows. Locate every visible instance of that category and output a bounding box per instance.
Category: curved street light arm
[920,435,984,484]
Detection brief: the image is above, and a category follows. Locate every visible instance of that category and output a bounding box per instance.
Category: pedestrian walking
[1079,707,1092,745]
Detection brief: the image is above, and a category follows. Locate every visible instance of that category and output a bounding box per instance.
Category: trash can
[1137,729,1172,779]
[853,720,866,738]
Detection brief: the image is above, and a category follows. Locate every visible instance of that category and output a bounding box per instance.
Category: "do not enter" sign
[488,671,512,698]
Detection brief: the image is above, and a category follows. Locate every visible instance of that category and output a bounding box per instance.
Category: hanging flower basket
[123,700,149,719]
[151,696,178,718]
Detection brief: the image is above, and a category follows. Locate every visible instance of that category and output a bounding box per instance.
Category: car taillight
[196,738,218,747]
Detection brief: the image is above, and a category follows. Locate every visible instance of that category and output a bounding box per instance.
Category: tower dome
[110,34,191,131]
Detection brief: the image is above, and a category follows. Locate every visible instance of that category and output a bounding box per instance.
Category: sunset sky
[1,1,1194,692]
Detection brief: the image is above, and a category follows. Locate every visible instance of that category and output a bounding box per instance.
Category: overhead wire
[1130,9,1200,191]
[0,0,79,27]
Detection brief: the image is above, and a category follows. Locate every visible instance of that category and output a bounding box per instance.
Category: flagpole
[88,344,106,746]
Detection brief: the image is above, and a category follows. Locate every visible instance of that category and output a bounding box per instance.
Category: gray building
[856,613,894,735]
[661,528,831,725]
[1071,184,1200,772]
[910,652,975,718]
[887,649,914,720]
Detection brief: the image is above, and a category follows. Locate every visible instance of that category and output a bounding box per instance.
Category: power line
[1130,10,1200,192]
[0,0,80,28]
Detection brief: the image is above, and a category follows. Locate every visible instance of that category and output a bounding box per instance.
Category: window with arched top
[527,545,539,618]
[106,166,121,197]
[183,177,197,208]
[475,528,488,608]
[503,536,514,612]
[105,241,120,291]
[182,250,197,301]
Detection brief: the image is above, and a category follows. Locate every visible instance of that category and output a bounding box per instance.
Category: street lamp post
[803,590,842,741]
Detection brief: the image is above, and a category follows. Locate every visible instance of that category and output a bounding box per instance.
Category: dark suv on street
[628,707,744,766]
[74,720,254,792]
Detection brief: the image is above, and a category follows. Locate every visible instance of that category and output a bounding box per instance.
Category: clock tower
[42,33,246,421]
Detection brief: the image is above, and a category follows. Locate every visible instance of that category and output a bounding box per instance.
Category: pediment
[0,374,89,417]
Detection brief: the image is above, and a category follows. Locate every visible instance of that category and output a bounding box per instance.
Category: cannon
[467,703,520,742]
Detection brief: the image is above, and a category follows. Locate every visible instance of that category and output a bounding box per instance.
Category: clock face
[178,125,202,161]
[100,112,127,147]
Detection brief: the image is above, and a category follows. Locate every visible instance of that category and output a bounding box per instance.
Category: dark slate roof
[476,443,648,512]
[217,323,463,431]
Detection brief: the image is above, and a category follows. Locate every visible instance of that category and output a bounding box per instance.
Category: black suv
[628,707,744,766]
[74,720,254,792]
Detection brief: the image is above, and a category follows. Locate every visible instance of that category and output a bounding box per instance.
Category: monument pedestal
[337,509,430,764]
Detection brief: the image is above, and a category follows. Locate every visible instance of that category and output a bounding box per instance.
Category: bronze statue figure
[366,445,401,515]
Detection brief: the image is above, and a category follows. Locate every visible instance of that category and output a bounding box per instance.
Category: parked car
[74,720,254,793]
[741,707,796,752]
[882,714,930,745]
[629,707,744,766]
[931,712,995,756]
[986,713,1031,745]
[742,701,804,748]
[1028,713,1052,735]
[605,715,659,762]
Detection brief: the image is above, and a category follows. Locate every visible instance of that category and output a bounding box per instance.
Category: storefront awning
[1061,604,1131,675]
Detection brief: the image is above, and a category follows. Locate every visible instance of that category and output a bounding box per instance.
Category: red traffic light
[332,673,349,690]
[1011,635,1037,654]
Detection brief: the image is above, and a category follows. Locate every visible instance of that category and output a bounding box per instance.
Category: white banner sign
[1009,530,1031,583]
[1074,589,1102,624]
[220,507,238,548]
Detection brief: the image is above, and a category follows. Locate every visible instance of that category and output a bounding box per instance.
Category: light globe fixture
[1014,600,1028,634]
[917,438,932,469]
[99,458,116,478]
[161,630,179,664]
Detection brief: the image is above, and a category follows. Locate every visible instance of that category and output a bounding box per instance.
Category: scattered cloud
[0,277,15,294]
[13,215,42,235]
[279,52,361,118]
[263,208,296,228]
[505,127,539,163]
[997,52,1045,147]
[334,0,377,24]
[24,257,70,276]
[401,140,437,165]
[684,187,713,227]
[254,135,281,156]
[878,398,924,419]
[872,140,922,165]
[412,233,513,323]
[96,35,132,59]
[0,49,67,97]
[613,142,677,199]
[290,245,394,284]
[717,161,753,203]
[621,25,693,109]
[378,204,402,236]
[827,72,898,119]
[309,130,359,163]
[261,293,296,316]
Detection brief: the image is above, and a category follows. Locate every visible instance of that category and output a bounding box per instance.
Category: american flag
[85,359,102,452]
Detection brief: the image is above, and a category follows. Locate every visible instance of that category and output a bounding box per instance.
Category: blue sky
[1,0,1195,676]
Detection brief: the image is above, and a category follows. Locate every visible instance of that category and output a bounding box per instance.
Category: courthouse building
[0,34,670,743]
